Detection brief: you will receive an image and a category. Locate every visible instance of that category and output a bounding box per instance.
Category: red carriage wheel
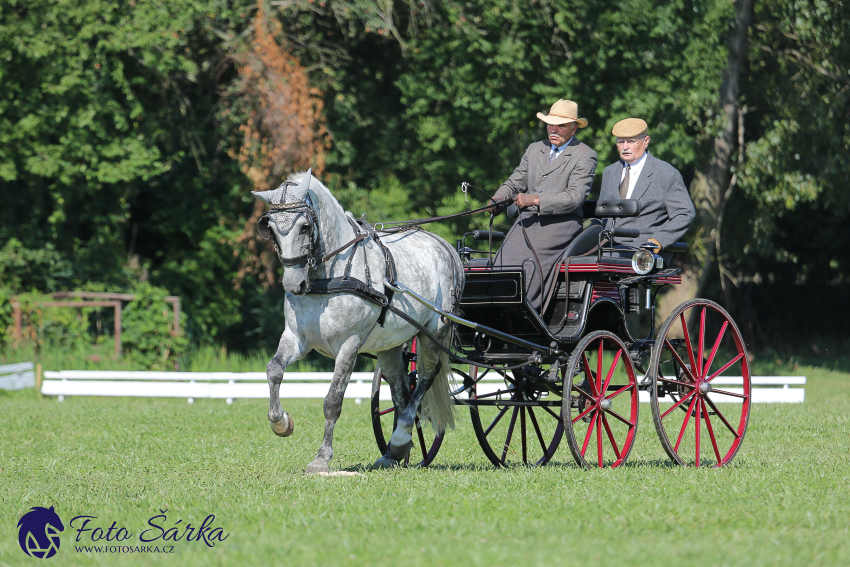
[562,330,640,469]
[649,299,751,467]
[370,340,444,467]
[467,365,563,467]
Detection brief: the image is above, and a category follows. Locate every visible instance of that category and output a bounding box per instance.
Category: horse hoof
[389,430,413,461]
[371,456,399,470]
[306,461,330,475]
[270,413,295,437]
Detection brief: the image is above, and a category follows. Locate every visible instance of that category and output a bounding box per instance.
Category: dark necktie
[619,164,631,199]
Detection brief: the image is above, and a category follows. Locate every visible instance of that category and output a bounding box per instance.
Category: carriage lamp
[631,249,655,275]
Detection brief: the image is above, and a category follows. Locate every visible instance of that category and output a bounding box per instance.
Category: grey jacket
[491,138,596,311]
[600,153,695,249]
[494,138,597,216]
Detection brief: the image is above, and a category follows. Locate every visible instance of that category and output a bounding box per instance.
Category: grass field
[1,360,849,566]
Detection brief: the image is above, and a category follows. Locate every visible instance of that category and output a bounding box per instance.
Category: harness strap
[358,219,397,326]
[307,277,388,307]
[317,233,367,267]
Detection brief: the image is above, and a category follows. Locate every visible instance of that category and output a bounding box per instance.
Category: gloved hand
[514,193,539,209]
[645,238,662,254]
[488,196,508,214]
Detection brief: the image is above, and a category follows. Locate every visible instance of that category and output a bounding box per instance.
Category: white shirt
[619,152,648,198]
[549,136,575,161]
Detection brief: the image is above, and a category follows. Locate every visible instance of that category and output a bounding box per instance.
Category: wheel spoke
[596,412,604,468]
[706,353,744,382]
[664,339,697,383]
[416,421,428,461]
[596,340,604,395]
[601,414,621,460]
[602,349,622,394]
[674,395,699,452]
[572,385,594,401]
[483,405,511,437]
[500,407,519,465]
[695,394,702,467]
[582,354,598,397]
[703,322,728,378]
[701,398,722,465]
[527,407,548,454]
[605,383,634,400]
[661,389,697,419]
[658,376,696,389]
[572,402,597,424]
[521,407,528,465]
[709,388,748,400]
[680,312,698,379]
[697,307,706,379]
[581,410,597,457]
[540,404,561,421]
[604,407,634,428]
[704,396,741,438]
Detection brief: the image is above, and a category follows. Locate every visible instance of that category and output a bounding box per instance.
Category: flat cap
[612,118,648,138]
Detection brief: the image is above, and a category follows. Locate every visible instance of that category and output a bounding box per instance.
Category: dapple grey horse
[252,170,464,473]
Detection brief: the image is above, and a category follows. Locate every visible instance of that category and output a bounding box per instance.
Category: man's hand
[514,193,539,209]
[646,238,662,254]
[488,196,507,214]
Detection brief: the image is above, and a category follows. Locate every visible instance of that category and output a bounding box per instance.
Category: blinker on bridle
[258,197,319,268]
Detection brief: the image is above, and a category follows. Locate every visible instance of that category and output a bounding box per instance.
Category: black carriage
[372,200,752,469]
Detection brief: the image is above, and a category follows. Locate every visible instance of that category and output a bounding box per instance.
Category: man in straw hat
[489,99,597,312]
[598,118,694,255]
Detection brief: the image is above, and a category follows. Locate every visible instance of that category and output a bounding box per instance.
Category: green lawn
[1,363,848,566]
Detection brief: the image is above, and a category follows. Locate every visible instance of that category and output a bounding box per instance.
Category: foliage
[0,0,848,350]
[121,282,188,370]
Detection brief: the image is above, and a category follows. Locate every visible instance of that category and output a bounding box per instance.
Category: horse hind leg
[372,345,411,469]
[388,330,454,462]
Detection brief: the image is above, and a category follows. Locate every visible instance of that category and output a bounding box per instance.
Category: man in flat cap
[489,99,597,312]
[599,118,695,254]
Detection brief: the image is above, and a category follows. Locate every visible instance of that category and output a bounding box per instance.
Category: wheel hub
[699,382,712,394]
[599,398,612,411]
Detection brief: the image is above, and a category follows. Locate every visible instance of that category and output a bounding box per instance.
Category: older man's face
[547,122,577,147]
[617,135,650,164]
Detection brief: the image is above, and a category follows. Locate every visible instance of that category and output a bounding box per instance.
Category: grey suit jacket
[494,138,597,216]
[600,153,695,249]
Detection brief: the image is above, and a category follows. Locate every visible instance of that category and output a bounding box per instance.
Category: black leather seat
[561,224,602,259]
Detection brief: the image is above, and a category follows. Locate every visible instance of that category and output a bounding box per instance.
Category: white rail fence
[41,370,805,404]
[0,362,35,391]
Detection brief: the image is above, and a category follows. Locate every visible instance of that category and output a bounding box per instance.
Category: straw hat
[537,99,588,128]
[612,118,648,137]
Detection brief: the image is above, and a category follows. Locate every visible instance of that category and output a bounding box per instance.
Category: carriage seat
[561,224,603,259]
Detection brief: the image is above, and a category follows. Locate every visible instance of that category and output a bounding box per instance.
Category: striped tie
[619,165,631,199]
[549,147,557,164]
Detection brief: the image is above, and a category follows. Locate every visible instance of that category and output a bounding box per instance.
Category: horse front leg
[306,336,361,474]
[268,332,306,437]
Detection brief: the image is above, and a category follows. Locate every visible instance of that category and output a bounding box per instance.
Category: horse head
[253,170,316,295]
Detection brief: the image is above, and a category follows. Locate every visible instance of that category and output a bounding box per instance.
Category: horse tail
[421,348,456,435]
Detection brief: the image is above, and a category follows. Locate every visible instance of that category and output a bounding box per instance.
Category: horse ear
[251,190,276,204]
[290,168,312,201]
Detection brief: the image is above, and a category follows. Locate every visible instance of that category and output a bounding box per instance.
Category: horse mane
[287,171,352,258]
